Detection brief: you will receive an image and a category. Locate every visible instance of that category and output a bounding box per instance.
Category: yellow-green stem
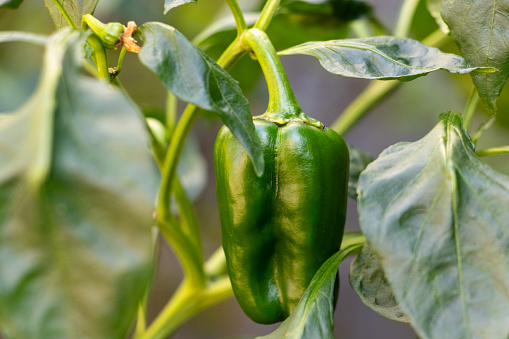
[463,87,479,130]
[86,34,110,80]
[241,28,301,115]
[226,0,247,35]
[476,146,509,157]
[138,277,232,339]
[254,0,281,31]
[394,0,421,37]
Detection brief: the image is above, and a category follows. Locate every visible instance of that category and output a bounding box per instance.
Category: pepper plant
[0,0,508,338]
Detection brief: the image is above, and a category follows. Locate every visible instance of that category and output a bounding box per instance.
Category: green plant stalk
[86,34,110,80]
[332,28,449,135]
[350,19,373,38]
[148,127,206,289]
[226,0,247,35]
[476,146,509,157]
[341,232,366,249]
[51,0,78,29]
[204,247,228,279]
[159,218,206,289]
[393,0,421,37]
[463,87,479,130]
[138,277,232,339]
[241,28,301,114]
[111,47,127,79]
[254,0,281,31]
[166,91,177,133]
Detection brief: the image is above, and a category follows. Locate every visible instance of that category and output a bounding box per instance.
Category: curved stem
[241,28,301,115]
[254,0,281,31]
[157,104,199,224]
[166,91,177,133]
[332,28,449,135]
[159,218,206,289]
[393,0,421,37]
[226,0,247,35]
[463,87,479,130]
[51,0,78,29]
[111,47,127,79]
[204,246,228,279]
[139,277,232,339]
[87,34,110,80]
[476,146,509,157]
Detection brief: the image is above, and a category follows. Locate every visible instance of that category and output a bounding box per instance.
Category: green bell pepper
[214,112,348,323]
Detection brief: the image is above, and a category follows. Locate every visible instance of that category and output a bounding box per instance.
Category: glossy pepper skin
[214,113,349,324]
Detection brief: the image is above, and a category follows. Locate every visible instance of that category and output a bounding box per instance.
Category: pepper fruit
[215,114,348,324]
[214,29,349,324]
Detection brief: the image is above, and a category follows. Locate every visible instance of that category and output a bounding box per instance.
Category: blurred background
[1,0,508,338]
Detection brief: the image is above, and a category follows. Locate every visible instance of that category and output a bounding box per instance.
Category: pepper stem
[241,29,301,116]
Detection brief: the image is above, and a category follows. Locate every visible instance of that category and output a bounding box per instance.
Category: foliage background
[0,0,508,338]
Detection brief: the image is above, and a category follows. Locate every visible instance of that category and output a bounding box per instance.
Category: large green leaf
[0,0,23,9]
[349,242,409,322]
[44,0,99,29]
[442,0,509,114]
[347,146,373,200]
[257,240,364,339]
[279,37,494,80]
[138,22,264,176]
[0,29,159,339]
[358,112,509,339]
[164,0,196,14]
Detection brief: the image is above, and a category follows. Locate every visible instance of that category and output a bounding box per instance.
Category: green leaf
[138,22,264,176]
[349,242,409,322]
[358,112,509,339]
[279,37,495,81]
[164,0,196,14]
[0,29,159,339]
[426,0,449,34]
[442,0,509,114]
[257,243,363,339]
[0,0,23,9]
[0,31,48,45]
[44,0,99,29]
[347,146,373,200]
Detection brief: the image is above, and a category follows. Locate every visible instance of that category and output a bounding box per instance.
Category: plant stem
[331,28,449,135]
[138,277,232,339]
[166,91,177,133]
[111,47,127,79]
[241,28,301,115]
[159,218,206,289]
[86,34,110,80]
[350,19,373,38]
[393,0,421,37]
[226,0,247,36]
[51,0,78,29]
[204,246,228,279]
[254,0,281,31]
[341,232,366,249]
[476,146,509,157]
[463,87,479,130]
